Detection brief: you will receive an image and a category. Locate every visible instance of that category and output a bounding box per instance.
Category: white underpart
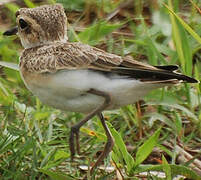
[28,70,163,113]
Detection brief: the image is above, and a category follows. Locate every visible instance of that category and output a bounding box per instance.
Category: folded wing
[22,42,198,84]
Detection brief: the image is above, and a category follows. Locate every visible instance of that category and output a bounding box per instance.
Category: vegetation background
[0,0,200,179]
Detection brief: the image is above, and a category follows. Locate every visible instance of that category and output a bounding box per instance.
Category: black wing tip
[155,65,199,83]
[176,72,199,83]
[155,65,179,71]
[112,67,199,83]
[184,77,199,83]
[167,72,199,83]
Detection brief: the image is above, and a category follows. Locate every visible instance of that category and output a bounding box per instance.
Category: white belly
[21,69,160,113]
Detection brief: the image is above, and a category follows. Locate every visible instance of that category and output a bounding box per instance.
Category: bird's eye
[19,19,28,29]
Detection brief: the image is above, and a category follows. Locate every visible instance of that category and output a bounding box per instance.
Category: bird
[3,3,198,175]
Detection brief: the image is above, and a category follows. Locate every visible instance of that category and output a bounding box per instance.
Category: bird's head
[3,4,68,48]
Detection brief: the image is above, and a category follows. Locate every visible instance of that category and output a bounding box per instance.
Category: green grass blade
[40,169,74,180]
[146,102,198,123]
[108,122,135,173]
[135,128,160,167]
[23,0,36,8]
[144,37,167,65]
[4,3,19,14]
[0,61,19,71]
[167,0,192,75]
[164,3,201,44]
[40,148,57,168]
[0,80,9,96]
[78,21,122,45]
[162,155,172,180]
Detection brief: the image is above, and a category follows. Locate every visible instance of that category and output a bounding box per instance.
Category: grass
[0,0,201,179]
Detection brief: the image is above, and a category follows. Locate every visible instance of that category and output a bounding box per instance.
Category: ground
[0,0,201,179]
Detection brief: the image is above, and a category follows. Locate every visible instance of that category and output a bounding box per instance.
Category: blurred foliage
[0,0,201,179]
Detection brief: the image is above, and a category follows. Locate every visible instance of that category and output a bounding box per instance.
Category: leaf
[146,102,199,123]
[40,148,57,168]
[78,21,122,45]
[34,121,43,143]
[54,150,69,161]
[162,155,171,180]
[164,3,201,45]
[121,105,138,127]
[4,3,19,14]
[108,122,135,173]
[40,169,74,180]
[173,112,182,136]
[23,0,36,8]
[166,0,192,76]
[0,79,9,96]
[80,127,106,141]
[145,112,175,129]
[57,0,84,11]
[0,61,19,71]
[135,128,160,167]
[144,37,167,65]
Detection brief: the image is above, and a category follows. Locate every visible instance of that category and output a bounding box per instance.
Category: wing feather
[20,42,198,83]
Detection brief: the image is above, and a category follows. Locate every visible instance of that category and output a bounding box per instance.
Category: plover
[3,4,198,174]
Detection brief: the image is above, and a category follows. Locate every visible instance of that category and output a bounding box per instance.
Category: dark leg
[90,113,114,174]
[69,89,111,160]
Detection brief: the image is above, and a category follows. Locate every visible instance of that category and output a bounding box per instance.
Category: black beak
[3,26,18,36]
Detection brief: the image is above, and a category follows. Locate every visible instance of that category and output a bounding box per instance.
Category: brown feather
[20,42,198,83]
